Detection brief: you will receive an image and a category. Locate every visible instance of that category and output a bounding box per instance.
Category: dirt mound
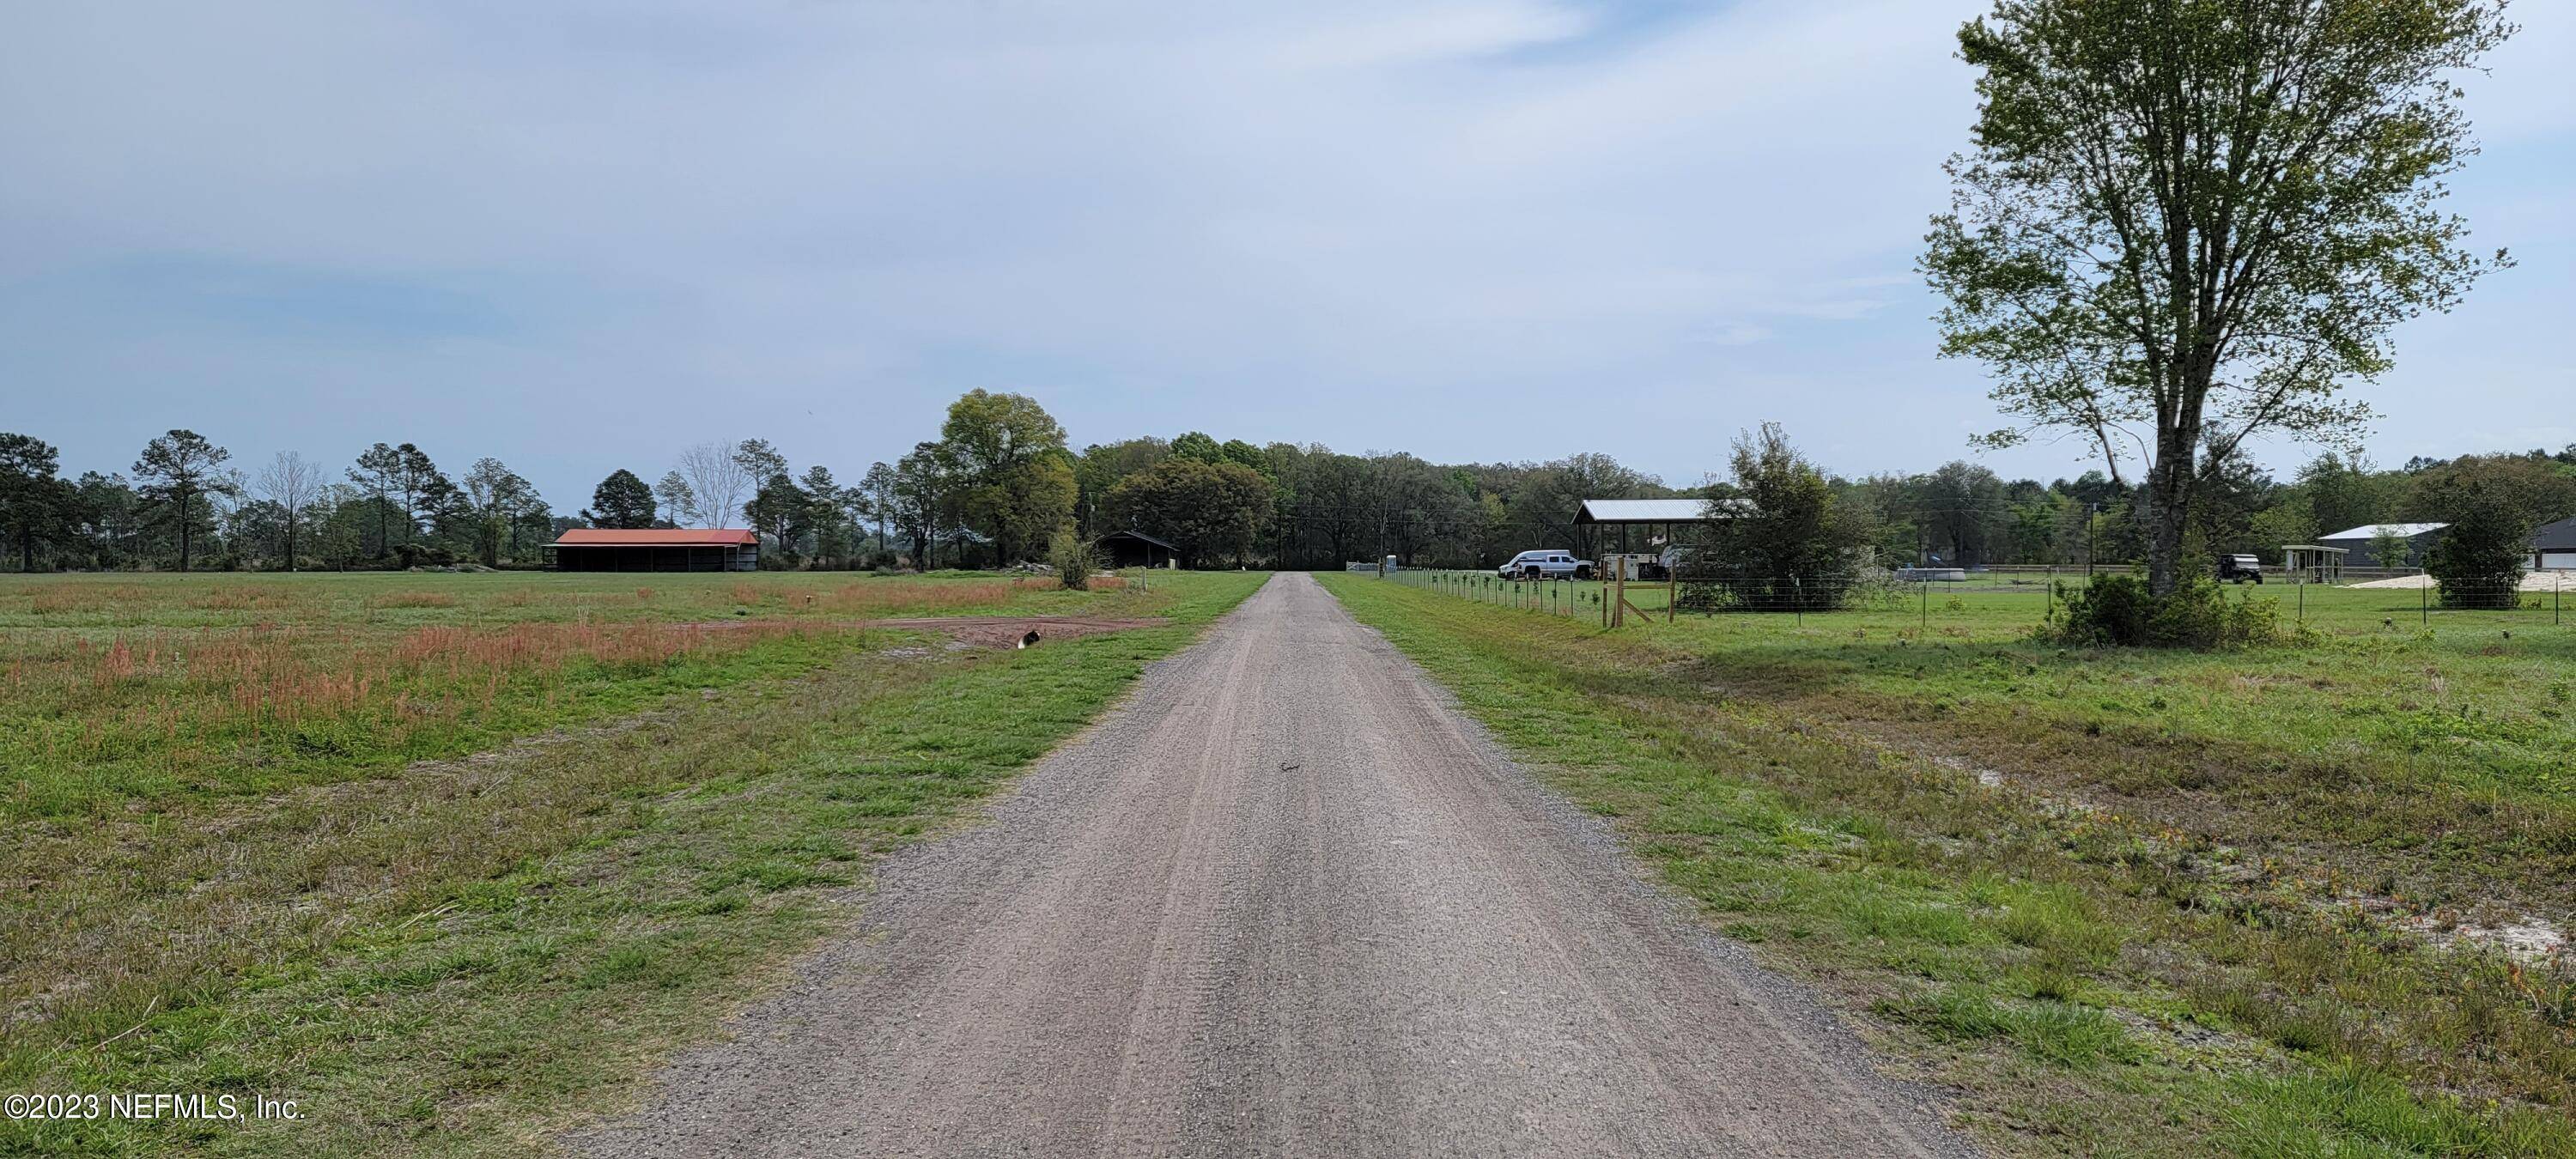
[858,615,1166,649]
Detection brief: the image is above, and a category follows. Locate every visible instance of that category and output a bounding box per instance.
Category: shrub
[2426,492,2530,610]
[1679,423,1872,612]
[391,543,458,569]
[1679,574,1855,613]
[1048,531,1097,591]
[2044,573,2281,649]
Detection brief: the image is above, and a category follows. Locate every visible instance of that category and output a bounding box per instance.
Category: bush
[1690,425,1875,590]
[391,543,458,569]
[2044,573,2281,649]
[1048,531,1096,591]
[2426,493,2530,610]
[1677,574,1855,613]
[1678,423,1871,612]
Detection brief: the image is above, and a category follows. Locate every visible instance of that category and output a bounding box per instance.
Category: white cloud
[0,0,2565,498]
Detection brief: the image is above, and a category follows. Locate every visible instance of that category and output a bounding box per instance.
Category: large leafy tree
[1507,452,1660,561]
[1687,423,1871,609]
[133,429,235,571]
[891,442,957,568]
[742,472,811,563]
[1923,0,2513,595]
[2295,452,2396,537]
[1168,431,1223,464]
[1103,458,1270,568]
[799,464,850,566]
[860,461,898,558]
[348,442,404,556]
[586,469,657,530]
[1074,437,1171,534]
[463,458,542,566]
[939,390,1072,565]
[0,433,73,572]
[2406,452,2576,529]
[345,442,449,553]
[2423,481,2530,608]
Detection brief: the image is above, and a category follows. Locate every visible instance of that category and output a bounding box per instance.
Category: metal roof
[1576,498,1737,524]
[2318,522,2447,541]
[2532,515,2576,550]
[1096,528,1176,550]
[553,528,759,546]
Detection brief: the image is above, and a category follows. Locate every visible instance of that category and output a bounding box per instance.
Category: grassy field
[1400,566,2575,634]
[0,568,1265,1156]
[1322,572,2576,1156]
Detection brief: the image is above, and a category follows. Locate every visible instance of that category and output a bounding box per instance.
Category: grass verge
[1,571,1264,1156]
[1320,572,2575,1157]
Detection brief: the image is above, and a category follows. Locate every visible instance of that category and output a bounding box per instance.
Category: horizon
[5,1,2568,507]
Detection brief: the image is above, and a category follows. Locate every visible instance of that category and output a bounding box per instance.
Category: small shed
[548,528,759,572]
[2281,543,2348,583]
[2533,515,2576,570]
[2318,522,2448,567]
[1095,529,1176,569]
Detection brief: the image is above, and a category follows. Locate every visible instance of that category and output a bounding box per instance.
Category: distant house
[2318,522,2447,567]
[1094,529,1176,569]
[547,528,759,572]
[2533,516,2576,571]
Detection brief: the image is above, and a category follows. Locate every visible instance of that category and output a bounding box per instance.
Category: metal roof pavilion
[2318,522,2447,540]
[1575,498,1731,525]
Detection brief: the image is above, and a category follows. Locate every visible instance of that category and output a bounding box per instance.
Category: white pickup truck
[1498,549,1594,580]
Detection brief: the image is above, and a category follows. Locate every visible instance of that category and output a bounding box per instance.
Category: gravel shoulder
[573,572,1973,1158]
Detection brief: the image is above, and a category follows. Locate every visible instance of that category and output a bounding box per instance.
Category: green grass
[1391,567,2576,905]
[0,568,1265,1156]
[0,569,1184,820]
[1321,572,2576,1157]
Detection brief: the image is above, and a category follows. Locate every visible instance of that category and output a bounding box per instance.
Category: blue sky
[2,0,2567,509]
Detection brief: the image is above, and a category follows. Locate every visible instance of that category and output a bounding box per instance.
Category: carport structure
[1572,498,1736,559]
[1094,529,1177,569]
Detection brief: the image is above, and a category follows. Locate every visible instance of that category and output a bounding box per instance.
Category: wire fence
[1376,566,2573,634]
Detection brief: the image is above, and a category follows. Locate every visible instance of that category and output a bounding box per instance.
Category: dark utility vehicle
[2217,554,2264,584]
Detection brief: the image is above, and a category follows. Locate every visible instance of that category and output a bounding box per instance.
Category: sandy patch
[2347,573,2567,592]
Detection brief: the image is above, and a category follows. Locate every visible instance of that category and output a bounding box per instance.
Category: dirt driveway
[576,572,1971,1157]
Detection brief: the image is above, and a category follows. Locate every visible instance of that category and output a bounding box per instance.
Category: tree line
[4,385,2569,576]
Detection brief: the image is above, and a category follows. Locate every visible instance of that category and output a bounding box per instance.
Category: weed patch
[1320,573,2576,1157]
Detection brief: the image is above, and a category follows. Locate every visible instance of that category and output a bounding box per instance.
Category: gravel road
[576,572,1971,1158]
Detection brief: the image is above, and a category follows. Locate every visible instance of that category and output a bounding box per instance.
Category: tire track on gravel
[574,572,1974,1158]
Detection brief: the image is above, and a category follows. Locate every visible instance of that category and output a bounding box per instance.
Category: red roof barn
[547,528,760,572]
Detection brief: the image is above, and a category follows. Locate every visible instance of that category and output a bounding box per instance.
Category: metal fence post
[1793,576,1803,628]
[1920,580,1929,633]
[2421,579,2428,628]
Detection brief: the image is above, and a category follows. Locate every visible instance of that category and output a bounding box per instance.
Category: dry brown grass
[367,591,459,609]
[0,569,1267,1156]
[25,582,143,615]
[812,576,1094,615]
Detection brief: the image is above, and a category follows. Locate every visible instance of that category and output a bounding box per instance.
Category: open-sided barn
[2534,515,2576,571]
[2318,522,2448,567]
[547,529,760,572]
[1094,529,1176,569]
